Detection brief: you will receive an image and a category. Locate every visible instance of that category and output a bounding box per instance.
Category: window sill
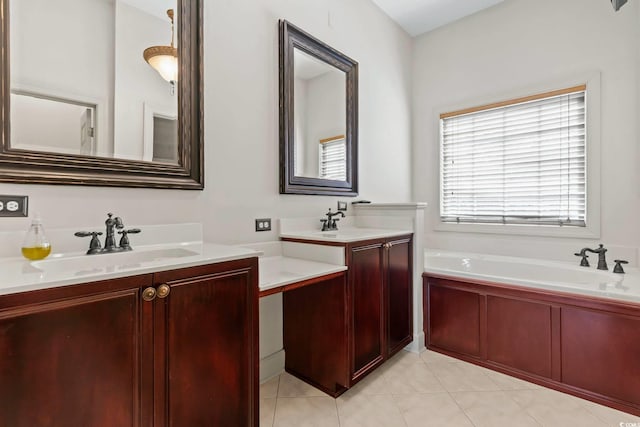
[433,221,600,239]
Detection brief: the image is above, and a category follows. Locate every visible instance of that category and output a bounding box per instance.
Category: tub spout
[581,244,608,271]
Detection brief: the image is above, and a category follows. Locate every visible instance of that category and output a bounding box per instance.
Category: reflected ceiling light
[143,9,178,86]
[611,0,628,11]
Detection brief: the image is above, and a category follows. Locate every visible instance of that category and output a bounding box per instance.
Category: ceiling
[370,0,505,37]
[120,0,176,20]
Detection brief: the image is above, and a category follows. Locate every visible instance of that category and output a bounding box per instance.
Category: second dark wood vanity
[281,234,413,396]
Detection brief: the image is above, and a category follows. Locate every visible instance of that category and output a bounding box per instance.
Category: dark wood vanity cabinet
[0,257,259,427]
[348,235,413,383]
[424,274,640,416]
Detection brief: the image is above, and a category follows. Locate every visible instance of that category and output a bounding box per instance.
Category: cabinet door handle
[142,287,157,302]
[383,243,392,250]
[157,284,171,299]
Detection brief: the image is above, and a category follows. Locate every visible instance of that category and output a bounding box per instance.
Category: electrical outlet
[337,201,347,212]
[0,195,28,217]
[255,218,272,232]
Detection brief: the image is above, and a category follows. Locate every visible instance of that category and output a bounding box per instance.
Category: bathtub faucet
[578,244,608,271]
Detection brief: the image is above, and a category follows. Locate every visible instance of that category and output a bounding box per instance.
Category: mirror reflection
[293,49,346,181]
[9,0,178,164]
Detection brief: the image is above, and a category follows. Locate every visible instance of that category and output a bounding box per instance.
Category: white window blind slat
[320,138,346,181]
[440,88,586,227]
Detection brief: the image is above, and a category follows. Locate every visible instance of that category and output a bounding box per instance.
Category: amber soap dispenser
[21,214,51,260]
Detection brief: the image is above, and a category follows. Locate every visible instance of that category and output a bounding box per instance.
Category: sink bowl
[32,247,200,275]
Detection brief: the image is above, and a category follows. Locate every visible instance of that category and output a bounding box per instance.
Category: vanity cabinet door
[349,242,386,382]
[152,259,259,427]
[0,274,152,427]
[283,273,349,396]
[385,237,413,358]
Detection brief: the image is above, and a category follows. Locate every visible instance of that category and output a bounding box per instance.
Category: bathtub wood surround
[423,274,640,416]
[0,258,259,426]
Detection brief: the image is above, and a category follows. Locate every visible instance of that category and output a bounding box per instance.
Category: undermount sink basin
[32,247,200,275]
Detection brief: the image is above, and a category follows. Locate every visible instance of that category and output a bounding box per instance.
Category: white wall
[0,0,413,250]
[412,0,640,264]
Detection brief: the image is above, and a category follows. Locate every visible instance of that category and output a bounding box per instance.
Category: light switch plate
[255,218,272,232]
[337,201,347,211]
[0,195,28,217]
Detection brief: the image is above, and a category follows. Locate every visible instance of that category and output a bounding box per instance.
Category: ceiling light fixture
[143,9,178,88]
[611,0,628,11]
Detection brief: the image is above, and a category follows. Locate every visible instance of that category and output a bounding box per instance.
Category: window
[440,85,587,228]
[320,135,346,181]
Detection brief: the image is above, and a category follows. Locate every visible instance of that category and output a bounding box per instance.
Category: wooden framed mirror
[279,20,358,196]
[0,0,203,189]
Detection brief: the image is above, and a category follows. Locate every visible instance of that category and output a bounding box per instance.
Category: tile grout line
[419,353,479,427]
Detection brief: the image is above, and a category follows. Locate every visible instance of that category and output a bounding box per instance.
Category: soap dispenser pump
[21,214,51,260]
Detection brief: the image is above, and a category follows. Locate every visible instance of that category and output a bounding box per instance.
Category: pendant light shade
[144,9,178,84]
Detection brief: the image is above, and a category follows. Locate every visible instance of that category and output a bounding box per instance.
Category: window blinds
[320,137,346,181]
[440,86,586,227]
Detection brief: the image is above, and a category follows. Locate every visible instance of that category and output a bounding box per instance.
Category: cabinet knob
[383,243,392,249]
[142,287,157,302]
[157,284,171,299]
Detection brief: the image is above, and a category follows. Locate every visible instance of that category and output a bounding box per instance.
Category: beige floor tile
[510,389,607,426]
[420,349,460,364]
[395,392,474,427]
[580,400,640,425]
[345,368,390,396]
[273,397,339,427]
[261,375,281,399]
[427,360,501,392]
[337,393,408,427]
[277,372,327,398]
[385,350,424,369]
[382,360,446,394]
[261,398,277,427]
[452,390,541,427]
[478,367,541,390]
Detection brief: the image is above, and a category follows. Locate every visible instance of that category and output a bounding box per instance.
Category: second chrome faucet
[575,244,609,271]
[320,209,345,231]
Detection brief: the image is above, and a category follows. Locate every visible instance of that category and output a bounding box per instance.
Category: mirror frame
[279,20,358,196]
[0,0,203,189]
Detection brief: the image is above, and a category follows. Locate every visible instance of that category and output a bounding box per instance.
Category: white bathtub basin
[424,251,640,304]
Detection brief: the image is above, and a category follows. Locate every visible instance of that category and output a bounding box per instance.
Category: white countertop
[280,227,413,243]
[0,242,260,296]
[258,256,347,293]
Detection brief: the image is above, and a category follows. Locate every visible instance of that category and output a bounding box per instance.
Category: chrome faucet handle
[74,231,103,255]
[574,252,590,267]
[117,228,141,251]
[613,260,628,274]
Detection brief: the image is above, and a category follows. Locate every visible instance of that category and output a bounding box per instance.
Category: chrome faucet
[575,244,608,270]
[75,213,141,255]
[320,209,345,231]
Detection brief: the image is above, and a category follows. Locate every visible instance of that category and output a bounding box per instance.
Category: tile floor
[260,350,640,427]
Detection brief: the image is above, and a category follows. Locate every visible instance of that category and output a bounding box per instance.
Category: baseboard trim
[260,349,285,383]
